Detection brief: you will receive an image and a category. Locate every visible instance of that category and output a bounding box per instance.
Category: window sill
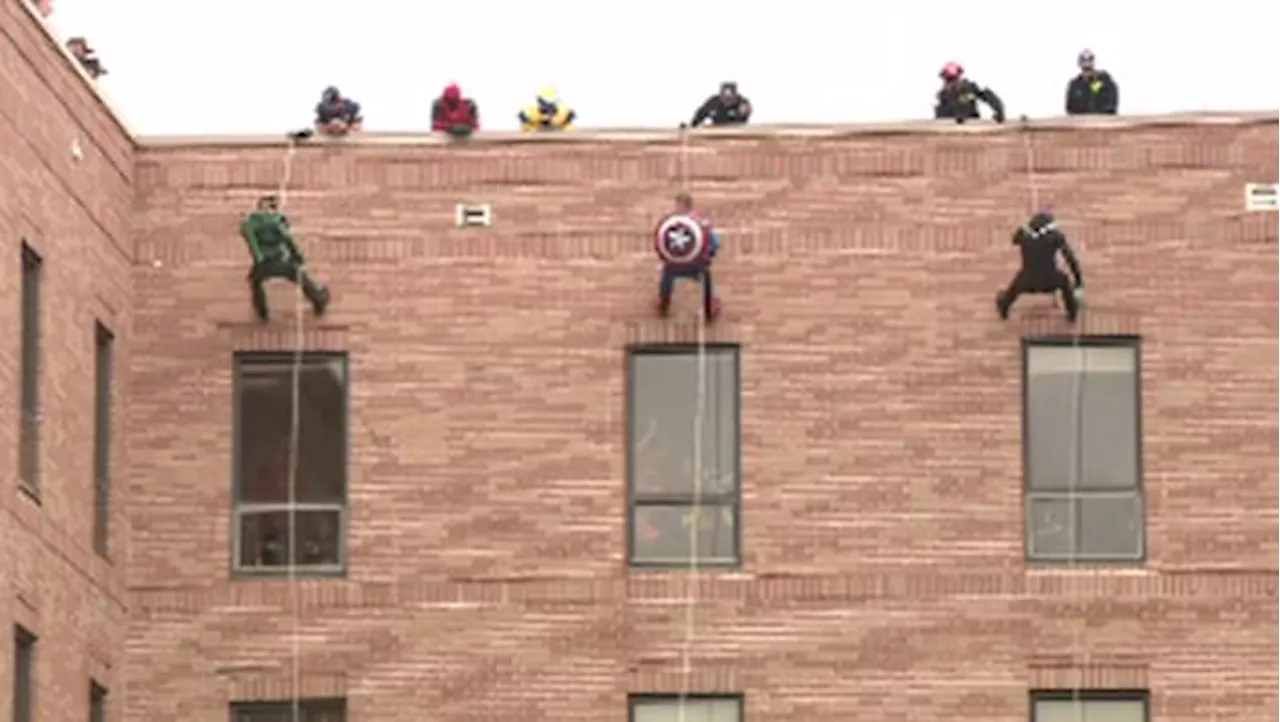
[17,482,41,506]
[232,565,347,579]
[1024,563,1150,574]
[628,560,743,572]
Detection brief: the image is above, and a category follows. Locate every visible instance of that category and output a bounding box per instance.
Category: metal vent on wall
[456,204,493,227]
[1245,183,1279,211]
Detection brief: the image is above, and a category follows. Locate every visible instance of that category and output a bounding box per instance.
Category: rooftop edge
[19,0,134,142]
[135,111,1279,151]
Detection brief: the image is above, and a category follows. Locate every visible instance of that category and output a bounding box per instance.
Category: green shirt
[240,211,301,263]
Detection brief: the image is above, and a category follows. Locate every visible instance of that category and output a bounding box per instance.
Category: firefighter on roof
[1065,49,1119,115]
[934,62,1005,124]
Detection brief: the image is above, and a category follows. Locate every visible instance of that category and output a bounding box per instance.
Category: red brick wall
[125,117,1278,721]
[0,1,132,720]
[5,2,1278,720]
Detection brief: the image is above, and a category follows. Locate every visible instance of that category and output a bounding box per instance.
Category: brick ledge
[135,110,1279,150]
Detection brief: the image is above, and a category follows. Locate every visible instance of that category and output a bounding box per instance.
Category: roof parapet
[134,111,1277,151]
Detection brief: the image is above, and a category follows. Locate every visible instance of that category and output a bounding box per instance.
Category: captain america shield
[654,213,707,265]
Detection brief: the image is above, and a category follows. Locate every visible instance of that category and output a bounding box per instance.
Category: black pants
[659,265,715,318]
[998,270,1078,322]
[248,259,328,321]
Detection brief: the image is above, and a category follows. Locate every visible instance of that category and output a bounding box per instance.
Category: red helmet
[940,62,964,80]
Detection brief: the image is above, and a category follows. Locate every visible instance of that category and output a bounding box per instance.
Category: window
[627,345,741,568]
[1024,337,1144,562]
[230,699,346,722]
[1031,691,1149,722]
[12,626,36,722]
[90,680,107,722]
[19,243,43,495]
[630,694,743,722]
[93,321,114,557]
[233,352,348,575]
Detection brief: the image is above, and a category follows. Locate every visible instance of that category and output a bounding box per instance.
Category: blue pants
[659,264,714,315]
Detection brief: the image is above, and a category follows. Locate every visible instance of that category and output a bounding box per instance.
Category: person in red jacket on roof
[432,84,480,138]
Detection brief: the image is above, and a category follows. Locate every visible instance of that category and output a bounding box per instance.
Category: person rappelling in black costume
[240,195,331,322]
[995,211,1084,323]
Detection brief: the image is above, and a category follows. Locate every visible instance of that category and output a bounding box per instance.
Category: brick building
[1,3,1277,722]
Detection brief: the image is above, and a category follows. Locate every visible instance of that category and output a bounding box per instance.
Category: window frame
[19,242,43,498]
[229,698,347,722]
[93,321,115,558]
[12,626,36,722]
[1021,335,1146,565]
[628,693,744,722]
[1030,689,1150,722]
[89,680,108,722]
[625,343,743,570]
[231,351,351,578]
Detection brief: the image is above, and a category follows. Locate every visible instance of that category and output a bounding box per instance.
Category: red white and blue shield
[654,213,709,267]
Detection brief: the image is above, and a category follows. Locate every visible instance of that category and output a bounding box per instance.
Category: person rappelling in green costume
[240,195,331,322]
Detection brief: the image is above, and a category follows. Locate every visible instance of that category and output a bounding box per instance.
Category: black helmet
[322,86,341,103]
[1029,211,1055,231]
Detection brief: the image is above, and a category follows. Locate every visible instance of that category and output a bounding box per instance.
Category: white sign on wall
[1244,183,1279,212]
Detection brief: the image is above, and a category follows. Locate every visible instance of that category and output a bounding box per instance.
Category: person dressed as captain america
[654,192,722,322]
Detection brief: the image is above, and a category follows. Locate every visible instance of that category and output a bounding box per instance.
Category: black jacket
[1065,71,1119,115]
[1014,215,1083,287]
[935,79,1004,123]
[690,95,752,127]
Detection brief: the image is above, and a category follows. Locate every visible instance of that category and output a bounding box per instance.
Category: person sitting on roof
[687,82,752,128]
[934,62,1004,124]
[66,37,106,79]
[314,86,363,137]
[518,88,575,132]
[432,83,480,138]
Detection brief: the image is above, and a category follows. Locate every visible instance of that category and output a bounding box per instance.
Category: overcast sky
[46,0,1280,137]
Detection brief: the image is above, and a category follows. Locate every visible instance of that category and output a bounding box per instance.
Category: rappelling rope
[276,135,305,722]
[1020,116,1087,722]
[675,125,707,722]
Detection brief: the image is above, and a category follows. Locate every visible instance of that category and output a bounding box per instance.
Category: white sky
[47,0,1280,137]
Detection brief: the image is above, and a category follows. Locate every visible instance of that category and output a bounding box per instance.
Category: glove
[678,122,689,130]
[1073,286,1085,302]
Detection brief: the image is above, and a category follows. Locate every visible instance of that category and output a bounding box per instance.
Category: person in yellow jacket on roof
[518,88,576,132]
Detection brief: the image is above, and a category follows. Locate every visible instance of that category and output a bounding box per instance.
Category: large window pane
[236,358,347,503]
[630,349,738,499]
[1026,343,1140,492]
